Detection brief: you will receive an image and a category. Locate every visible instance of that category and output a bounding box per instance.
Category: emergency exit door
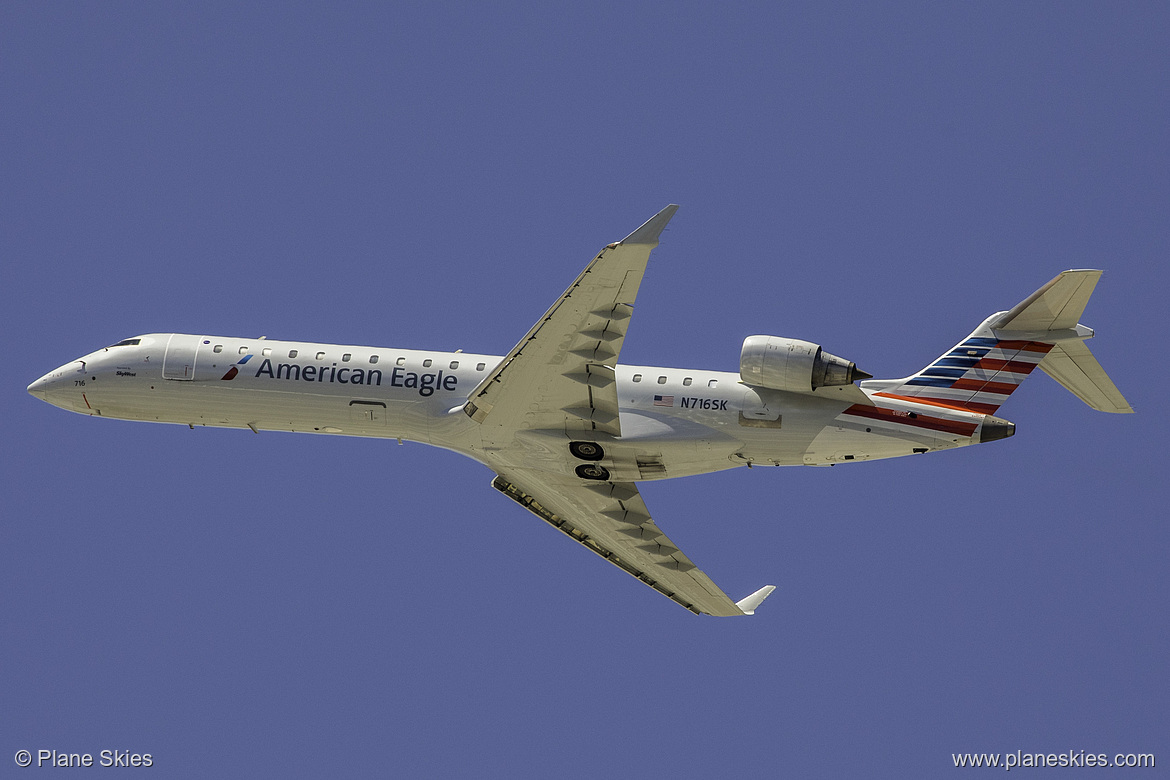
[162,334,202,380]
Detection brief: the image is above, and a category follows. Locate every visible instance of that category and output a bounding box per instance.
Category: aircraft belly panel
[89,380,435,441]
[801,420,969,465]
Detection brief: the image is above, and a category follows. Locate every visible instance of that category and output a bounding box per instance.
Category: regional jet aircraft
[28,206,1132,616]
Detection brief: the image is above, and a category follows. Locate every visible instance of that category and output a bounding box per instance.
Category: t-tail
[862,270,1133,427]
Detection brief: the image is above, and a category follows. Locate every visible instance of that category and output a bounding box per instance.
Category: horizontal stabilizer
[1039,340,1133,413]
[735,585,776,615]
[993,269,1101,332]
[992,269,1133,413]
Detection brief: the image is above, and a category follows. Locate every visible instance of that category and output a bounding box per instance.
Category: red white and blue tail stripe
[846,269,1131,443]
[864,315,1052,415]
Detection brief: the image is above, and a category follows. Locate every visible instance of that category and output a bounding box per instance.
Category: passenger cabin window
[315,351,325,360]
[683,377,693,386]
[213,345,223,353]
[708,379,718,388]
[450,361,459,369]
[238,346,248,355]
[476,363,485,371]
[262,348,272,357]
[657,376,667,384]
[423,359,433,368]
[396,357,406,367]
[633,374,642,382]
[342,353,351,362]
[288,349,298,358]
[369,355,379,364]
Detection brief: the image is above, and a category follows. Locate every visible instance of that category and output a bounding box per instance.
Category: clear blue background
[3,3,1165,777]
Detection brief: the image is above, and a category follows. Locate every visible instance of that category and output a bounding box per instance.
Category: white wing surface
[463,205,678,438]
[467,205,773,615]
[492,472,764,616]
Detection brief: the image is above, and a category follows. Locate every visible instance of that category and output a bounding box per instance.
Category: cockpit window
[108,339,141,348]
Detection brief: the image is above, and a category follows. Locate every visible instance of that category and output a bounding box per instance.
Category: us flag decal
[654,395,674,407]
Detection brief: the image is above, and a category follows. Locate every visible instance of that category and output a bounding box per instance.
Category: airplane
[27,205,1133,616]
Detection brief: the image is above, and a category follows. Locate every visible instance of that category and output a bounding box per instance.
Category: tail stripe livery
[862,269,1132,416]
[842,404,979,437]
[874,333,1052,414]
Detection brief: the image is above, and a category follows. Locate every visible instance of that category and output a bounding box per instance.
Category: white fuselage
[29,333,989,481]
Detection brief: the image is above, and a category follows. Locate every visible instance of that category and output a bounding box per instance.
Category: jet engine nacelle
[739,335,869,393]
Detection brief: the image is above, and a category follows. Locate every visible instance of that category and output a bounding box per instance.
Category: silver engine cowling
[740,335,870,392]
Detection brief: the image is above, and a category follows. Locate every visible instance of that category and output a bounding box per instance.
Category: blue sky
[3,3,1166,777]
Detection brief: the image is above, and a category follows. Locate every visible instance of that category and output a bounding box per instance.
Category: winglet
[621,204,679,245]
[735,585,776,615]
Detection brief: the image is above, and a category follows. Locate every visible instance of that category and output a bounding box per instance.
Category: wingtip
[620,204,679,245]
[735,584,776,615]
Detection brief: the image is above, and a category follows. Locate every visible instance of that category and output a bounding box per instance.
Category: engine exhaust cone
[980,415,1016,443]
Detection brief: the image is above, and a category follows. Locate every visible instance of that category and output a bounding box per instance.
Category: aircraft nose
[27,375,49,399]
[28,361,86,402]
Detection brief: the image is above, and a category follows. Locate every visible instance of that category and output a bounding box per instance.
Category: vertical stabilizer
[863,270,1132,414]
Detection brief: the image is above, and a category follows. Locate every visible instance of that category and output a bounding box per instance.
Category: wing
[469,206,774,615]
[463,205,678,438]
[492,471,774,617]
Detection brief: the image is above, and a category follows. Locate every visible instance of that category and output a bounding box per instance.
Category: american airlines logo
[220,354,252,380]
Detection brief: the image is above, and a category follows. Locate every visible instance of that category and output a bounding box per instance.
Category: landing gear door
[162,334,202,380]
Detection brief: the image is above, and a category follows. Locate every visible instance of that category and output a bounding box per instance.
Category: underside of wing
[492,471,771,617]
[463,205,678,439]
